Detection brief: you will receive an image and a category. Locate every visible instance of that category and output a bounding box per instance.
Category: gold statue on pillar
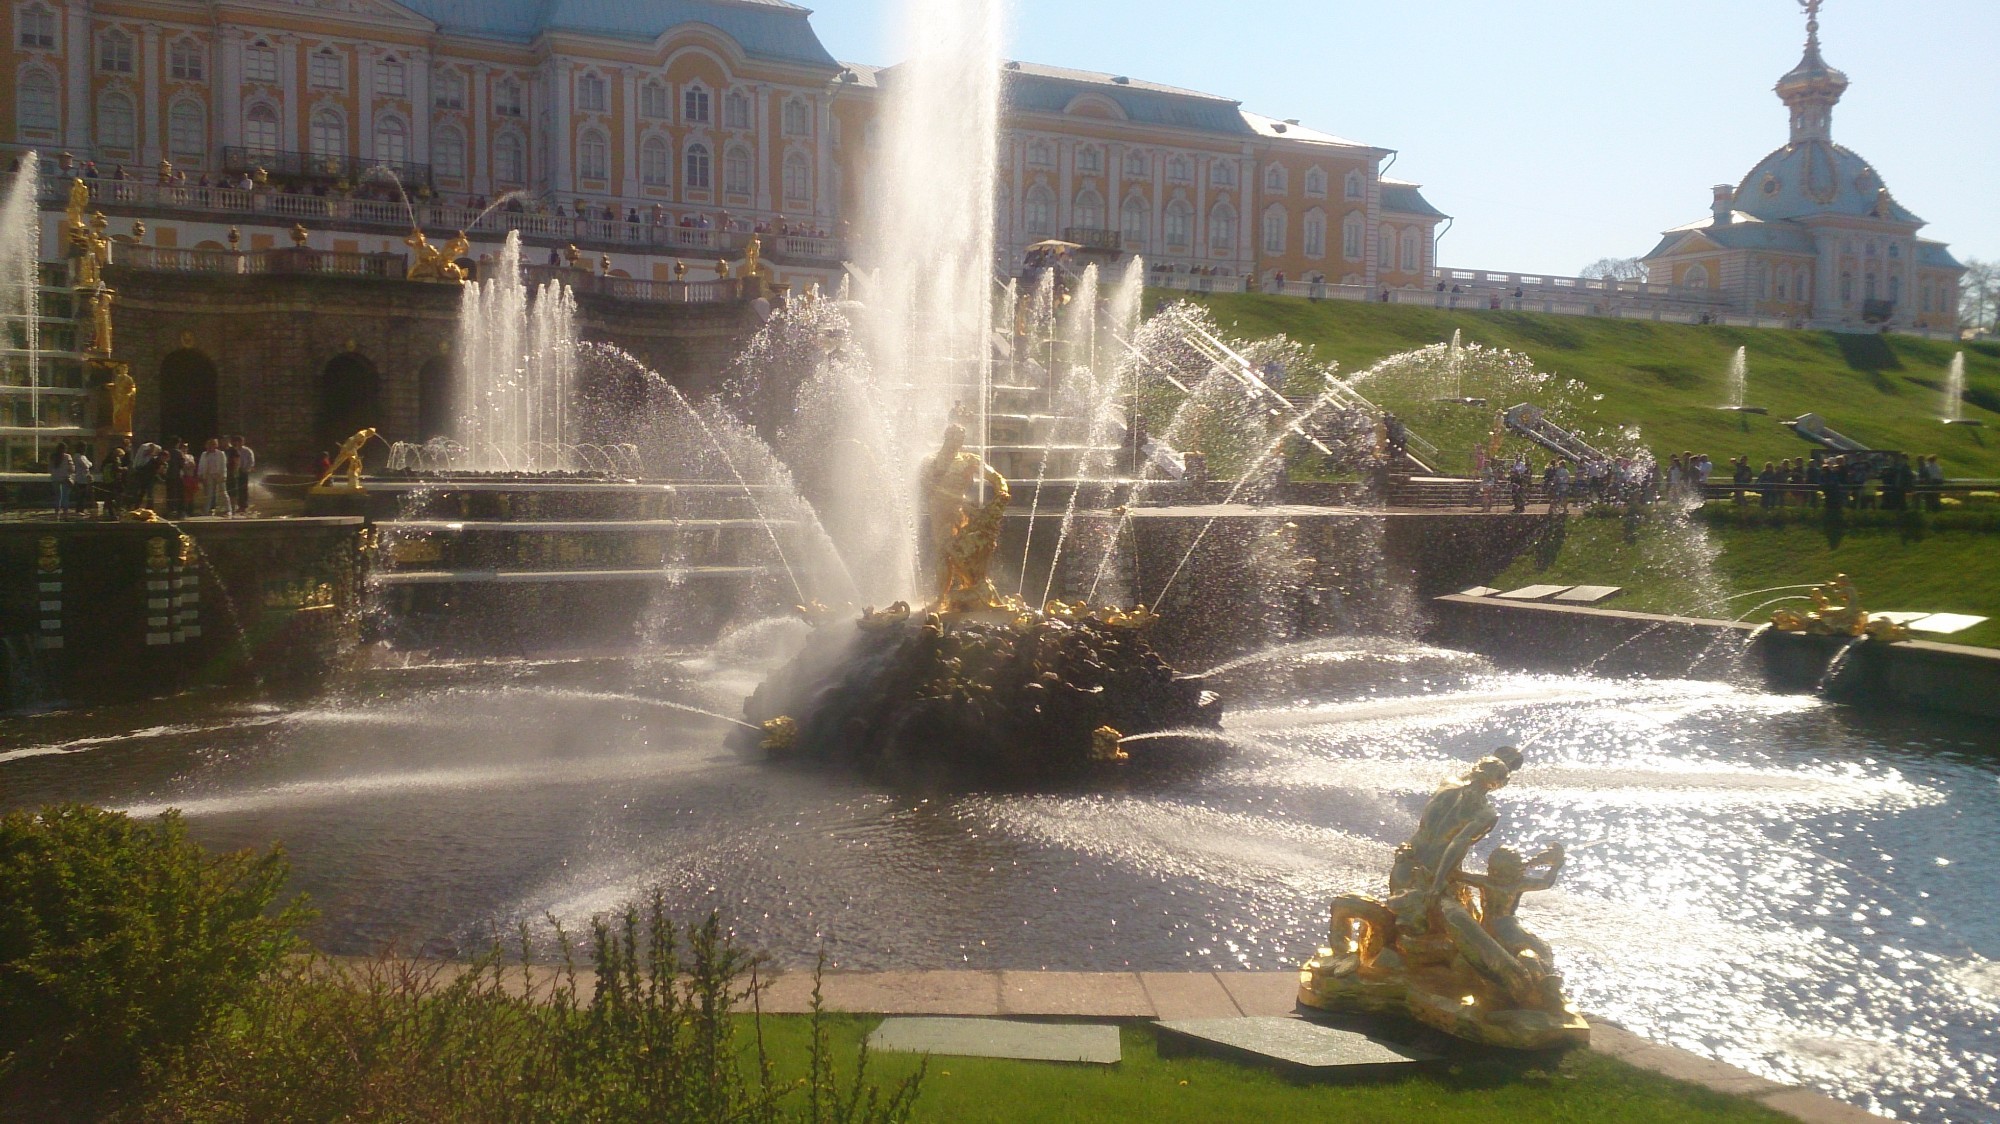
[109,364,137,436]
[86,291,115,357]
[404,229,470,282]
[921,423,1015,614]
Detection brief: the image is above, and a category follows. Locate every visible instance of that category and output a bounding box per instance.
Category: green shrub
[143,895,923,1123]
[0,804,309,1088]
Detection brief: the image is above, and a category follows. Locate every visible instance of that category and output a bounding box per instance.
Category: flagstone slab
[1154,1016,1437,1075]
[1138,972,1243,1019]
[1906,613,1988,635]
[1497,584,1573,601]
[868,1017,1121,1064]
[998,970,1153,1017]
[1553,585,1624,604]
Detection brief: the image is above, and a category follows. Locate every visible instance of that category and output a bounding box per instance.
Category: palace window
[1164,200,1191,249]
[170,39,205,81]
[577,129,607,180]
[1344,169,1363,200]
[17,69,57,134]
[435,67,466,109]
[1403,229,1422,272]
[376,56,407,98]
[640,81,669,120]
[433,126,466,179]
[1211,202,1238,255]
[724,90,751,129]
[1377,227,1395,268]
[17,4,54,49]
[1027,140,1052,168]
[782,151,810,202]
[1865,273,1878,300]
[245,43,277,84]
[310,48,344,91]
[494,78,523,118]
[684,142,711,189]
[1166,155,1190,183]
[1264,164,1286,194]
[1888,243,1901,260]
[97,91,135,150]
[724,145,751,195]
[683,84,710,124]
[168,100,205,159]
[309,108,345,158]
[1304,167,1327,198]
[1123,150,1146,177]
[1341,212,1363,260]
[1839,272,1853,303]
[576,71,607,113]
[1302,209,1326,258]
[1120,197,1146,248]
[641,136,670,186]
[1077,146,1102,175]
[1796,268,1811,303]
[1890,274,1902,303]
[1685,264,1712,290]
[98,29,134,73]
[1258,205,1284,255]
[1073,188,1104,231]
[494,132,524,182]
[1024,187,1054,237]
[782,97,809,137]
[374,116,408,165]
[244,103,279,155]
[1756,263,1771,300]
[1211,160,1235,188]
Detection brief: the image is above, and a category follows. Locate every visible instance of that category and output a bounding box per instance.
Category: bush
[142,895,923,1123]
[0,805,309,1087]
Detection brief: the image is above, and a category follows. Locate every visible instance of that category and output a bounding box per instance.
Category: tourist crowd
[42,435,256,521]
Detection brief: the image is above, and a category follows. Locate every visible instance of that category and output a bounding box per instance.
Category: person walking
[48,442,73,519]
[196,438,231,517]
[230,435,256,515]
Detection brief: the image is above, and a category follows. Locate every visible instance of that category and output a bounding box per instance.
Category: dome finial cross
[1799,0,1823,44]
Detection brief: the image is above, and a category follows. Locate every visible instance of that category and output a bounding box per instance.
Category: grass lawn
[758,1017,1790,1124]
[1489,507,2000,649]
[1152,292,2000,479]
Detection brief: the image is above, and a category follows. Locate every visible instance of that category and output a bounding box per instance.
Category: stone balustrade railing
[116,243,405,278]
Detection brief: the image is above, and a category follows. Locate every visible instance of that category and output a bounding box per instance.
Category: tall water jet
[452,232,579,472]
[1716,346,1763,424]
[1,154,42,461]
[1942,352,1981,426]
[845,0,1005,600]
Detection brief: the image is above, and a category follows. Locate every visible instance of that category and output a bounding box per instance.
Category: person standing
[48,442,73,519]
[196,438,231,517]
[229,435,256,516]
[101,437,130,519]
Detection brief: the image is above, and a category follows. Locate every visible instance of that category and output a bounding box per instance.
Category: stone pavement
[751,969,1892,1124]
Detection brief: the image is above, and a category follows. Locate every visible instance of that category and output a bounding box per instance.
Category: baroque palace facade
[1,0,1444,289]
[1642,3,1962,332]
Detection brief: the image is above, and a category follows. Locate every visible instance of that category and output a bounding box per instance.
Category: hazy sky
[805,0,1998,276]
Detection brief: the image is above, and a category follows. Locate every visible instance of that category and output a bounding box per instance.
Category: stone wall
[102,267,762,472]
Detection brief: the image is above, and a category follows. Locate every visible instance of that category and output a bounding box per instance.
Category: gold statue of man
[317,428,377,490]
[86,291,115,356]
[920,423,1012,613]
[110,364,137,435]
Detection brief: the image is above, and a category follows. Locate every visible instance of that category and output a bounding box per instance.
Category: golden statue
[563,243,585,269]
[674,259,688,280]
[921,423,1014,614]
[404,229,470,283]
[86,291,115,357]
[715,258,732,279]
[1298,747,1589,1049]
[63,183,113,288]
[109,364,137,435]
[1772,574,1909,642]
[316,428,378,490]
[290,223,311,248]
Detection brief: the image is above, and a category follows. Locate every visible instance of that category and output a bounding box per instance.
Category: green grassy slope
[1154,292,2000,478]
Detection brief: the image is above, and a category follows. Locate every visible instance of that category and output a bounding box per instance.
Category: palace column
[754,85,772,214]
[279,35,301,150]
[549,61,573,197]
[217,28,243,151]
[411,47,431,169]
[141,23,163,165]
[814,94,833,222]
[469,65,490,196]
[64,3,92,150]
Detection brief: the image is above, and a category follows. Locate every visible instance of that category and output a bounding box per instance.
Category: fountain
[1715,346,1766,425]
[1942,352,1982,427]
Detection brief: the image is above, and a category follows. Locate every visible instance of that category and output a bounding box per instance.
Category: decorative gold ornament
[37,537,60,573]
[109,363,137,435]
[404,228,471,283]
[922,423,1014,614]
[1090,725,1128,763]
[290,224,310,248]
[1772,574,1909,642]
[315,428,378,491]
[759,716,797,754]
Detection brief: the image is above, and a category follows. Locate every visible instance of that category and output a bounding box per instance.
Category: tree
[1579,257,1645,282]
[1958,259,1998,334]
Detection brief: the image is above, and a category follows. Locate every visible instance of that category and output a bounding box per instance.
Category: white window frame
[1259,206,1284,255]
[782,150,809,202]
[577,128,608,180]
[1304,167,1327,198]
[640,81,669,120]
[96,90,135,150]
[309,107,345,159]
[1073,188,1104,231]
[1077,145,1102,175]
[244,43,278,84]
[494,78,523,118]
[1400,228,1420,272]
[433,125,466,179]
[1027,140,1052,168]
[641,135,671,186]
[17,3,54,49]
[494,131,525,183]
[376,56,407,99]
[1167,155,1190,183]
[1343,169,1363,200]
[169,39,205,81]
[17,67,58,134]
[374,115,408,165]
[168,98,205,159]
[684,142,711,189]
[309,48,345,92]
[1120,197,1146,247]
[1211,204,1238,255]
[781,96,809,137]
[244,103,280,155]
[682,84,710,125]
[1164,200,1192,249]
[1122,150,1146,177]
[1024,187,1054,237]
[576,71,607,113]
[723,89,751,129]
[1302,209,1326,258]
[1264,164,1287,194]
[98,29,134,73]
[1341,212,1363,260]
[724,145,752,196]
[434,67,466,109]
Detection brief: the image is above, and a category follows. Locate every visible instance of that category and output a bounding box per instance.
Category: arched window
[494,131,524,182]
[169,39,204,81]
[169,100,205,160]
[1343,170,1363,200]
[1686,264,1713,291]
[1756,263,1771,300]
[1211,203,1238,254]
[98,29,134,73]
[434,126,466,180]
[375,55,407,98]
[575,71,607,112]
[1024,186,1054,237]
[17,4,55,49]
[682,84,710,124]
[723,145,751,195]
[1264,164,1286,194]
[782,97,809,136]
[244,42,277,84]
[640,81,669,119]
[1120,196,1147,248]
[1258,205,1284,255]
[310,108,345,159]
[244,103,279,156]
[97,91,136,151]
[1073,188,1104,231]
[1167,155,1190,183]
[782,150,810,202]
[374,116,409,165]
[1401,228,1421,272]
[1122,150,1146,177]
[1342,212,1363,260]
[1164,199,1192,249]
[434,67,466,109]
[684,142,711,189]
[1304,167,1327,198]
[494,78,523,117]
[1076,146,1102,175]
[1027,140,1052,167]
[1774,268,1788,301]
[1377,226,1395,268]
[1301,209,1326,258]
[576,128,607,180]
[1796,268,1811,304]
[724,89,751,129]
[16,69,58,134]
[641,136,670,186]
[1210,160,1235,188]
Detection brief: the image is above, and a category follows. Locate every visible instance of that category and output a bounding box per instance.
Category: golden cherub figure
[921,423,1013,614]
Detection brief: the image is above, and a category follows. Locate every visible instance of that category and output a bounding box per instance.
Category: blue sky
[805,0,1999,276]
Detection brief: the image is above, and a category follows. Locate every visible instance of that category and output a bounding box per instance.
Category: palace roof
[1381,180,1447,218]
[1733,140,1921,226]
[401,0,839,67]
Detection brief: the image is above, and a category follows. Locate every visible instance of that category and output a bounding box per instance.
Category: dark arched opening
[416,355,453,441]
[158,349,219,447]
[316,352,381,468]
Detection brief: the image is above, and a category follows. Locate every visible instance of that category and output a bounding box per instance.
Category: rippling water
[3,630,1996,1122]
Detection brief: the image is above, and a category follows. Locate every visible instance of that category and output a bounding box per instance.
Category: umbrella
[1025,238,1081,252]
